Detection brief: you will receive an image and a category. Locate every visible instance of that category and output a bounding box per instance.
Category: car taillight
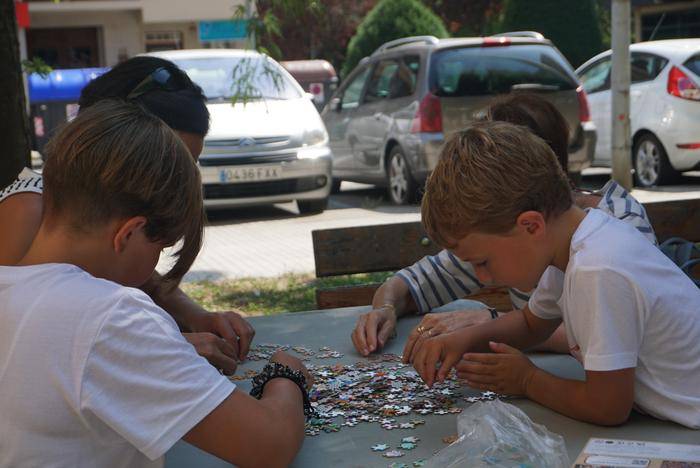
[411,93,443,133]
[667,65,700,101]
[576,86,591,122]
[482,37,511,47]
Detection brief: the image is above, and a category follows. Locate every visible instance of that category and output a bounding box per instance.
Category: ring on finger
[416,325,425,334]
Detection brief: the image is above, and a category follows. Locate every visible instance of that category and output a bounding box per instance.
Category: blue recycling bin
[27,67,108,153]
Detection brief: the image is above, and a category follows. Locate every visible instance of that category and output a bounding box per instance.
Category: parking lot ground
[163,171,700,282]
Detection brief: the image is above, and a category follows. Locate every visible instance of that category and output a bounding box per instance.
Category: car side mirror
[330,97,342,112]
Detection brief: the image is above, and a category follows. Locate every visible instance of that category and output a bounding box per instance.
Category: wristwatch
[487,307,499,320]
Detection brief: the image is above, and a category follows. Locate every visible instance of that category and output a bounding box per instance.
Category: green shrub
[342,0,448,77]
[500,0,603,67]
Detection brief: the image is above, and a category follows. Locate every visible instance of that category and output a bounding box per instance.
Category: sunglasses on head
[126,67,186,100]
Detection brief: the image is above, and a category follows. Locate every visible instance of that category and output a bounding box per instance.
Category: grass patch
[181,271,393,316]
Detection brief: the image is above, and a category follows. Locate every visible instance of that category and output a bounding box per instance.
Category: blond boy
[0,101,310,467]
[406,121,700,428]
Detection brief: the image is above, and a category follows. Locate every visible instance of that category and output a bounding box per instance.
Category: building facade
[632,0,700,41]
[23,0,248,69]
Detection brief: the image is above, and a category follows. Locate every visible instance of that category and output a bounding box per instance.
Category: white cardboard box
[573,438,700,468]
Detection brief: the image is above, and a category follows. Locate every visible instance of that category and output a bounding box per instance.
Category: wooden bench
[312,198,700,310]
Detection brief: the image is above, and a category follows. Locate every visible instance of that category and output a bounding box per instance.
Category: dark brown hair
[42,100,205,284]
[486,93,570,175]
[422,121,572,248]
[79,56,210,136]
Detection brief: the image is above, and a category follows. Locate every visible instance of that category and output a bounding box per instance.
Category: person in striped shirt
[351,94,657,356]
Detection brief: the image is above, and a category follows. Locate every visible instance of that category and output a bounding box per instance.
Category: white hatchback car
[576,39,700,187]
[147,49,332,213]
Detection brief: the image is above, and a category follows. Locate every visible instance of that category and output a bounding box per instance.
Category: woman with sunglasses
[0,56,255,375]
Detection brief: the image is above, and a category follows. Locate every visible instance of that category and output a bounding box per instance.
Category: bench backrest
[312,198,700,309]
[312,222,439,277]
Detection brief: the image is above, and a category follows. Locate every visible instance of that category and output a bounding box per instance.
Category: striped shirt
[397,180,657,314]
[0,168,43,203]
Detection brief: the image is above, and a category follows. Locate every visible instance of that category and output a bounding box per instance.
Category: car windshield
[430,44,578,97]
[172,56,302,101]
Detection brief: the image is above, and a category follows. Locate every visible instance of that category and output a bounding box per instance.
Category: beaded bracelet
[249,362,316,418]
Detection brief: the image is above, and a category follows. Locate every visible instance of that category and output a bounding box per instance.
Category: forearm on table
[457,306,560,353]
[185,381,304,467]
[525,368,633,425]
[530,324,570,353]
[140,272,203,331]
[372,275,418,318]
[259,379,305,447]
[236,379,305,466]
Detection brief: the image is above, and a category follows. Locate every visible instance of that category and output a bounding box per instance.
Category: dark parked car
[322,33,596,204]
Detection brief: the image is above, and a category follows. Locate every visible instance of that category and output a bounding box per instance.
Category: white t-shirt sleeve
[528,266,565,320]
[79,290,236,460]
[565,267,644,372]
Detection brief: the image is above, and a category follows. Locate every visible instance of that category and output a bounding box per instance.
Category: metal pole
[245,0,256,50]
[18,25,29,115]
[611,0,633,189]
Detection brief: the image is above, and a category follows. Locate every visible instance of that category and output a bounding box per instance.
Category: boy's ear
[516,211,546,237]
[113,216,148,254]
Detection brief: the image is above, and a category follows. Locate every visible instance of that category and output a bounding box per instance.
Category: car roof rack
[492,31,545,40]
[372,35,440,56]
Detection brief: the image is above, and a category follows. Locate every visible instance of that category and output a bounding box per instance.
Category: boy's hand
[403,332,465,388]
[188,311,256,361]
[456,341,537,395]
[271,350,314,389]
[184,332,238,375]
[351,305,397,356]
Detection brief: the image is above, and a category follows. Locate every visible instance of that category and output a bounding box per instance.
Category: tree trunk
[0,0,31,189]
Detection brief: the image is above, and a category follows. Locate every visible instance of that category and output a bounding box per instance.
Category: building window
[145,31,183,52]
[641,8,700,41]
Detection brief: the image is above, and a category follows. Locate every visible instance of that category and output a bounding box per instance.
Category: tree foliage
[500,0,603,67]
[237,0,375,74]
[342,0,449,77]
[424,0,504,37]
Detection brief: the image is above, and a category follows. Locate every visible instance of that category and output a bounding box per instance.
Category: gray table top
[165,306,699,467]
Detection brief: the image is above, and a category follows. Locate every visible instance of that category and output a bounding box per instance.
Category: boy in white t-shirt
[0,101,312,467]
[406,121,700,428]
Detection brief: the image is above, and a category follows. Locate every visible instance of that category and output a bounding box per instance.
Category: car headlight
[302,127,328,147]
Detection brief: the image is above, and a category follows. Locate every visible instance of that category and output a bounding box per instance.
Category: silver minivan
[322,34,596,204]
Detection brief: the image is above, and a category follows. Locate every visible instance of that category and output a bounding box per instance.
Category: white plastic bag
[426,399,569,468]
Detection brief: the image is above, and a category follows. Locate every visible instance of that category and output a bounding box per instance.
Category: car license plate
[219,166,282,183]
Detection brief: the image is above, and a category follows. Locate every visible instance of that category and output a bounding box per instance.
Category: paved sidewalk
[160,175,700,283]
[161,200,422,282]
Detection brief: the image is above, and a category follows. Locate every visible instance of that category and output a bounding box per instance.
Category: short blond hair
[422,121,572,248]
[42,100,204,284]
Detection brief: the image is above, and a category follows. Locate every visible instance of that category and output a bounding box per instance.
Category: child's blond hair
[42,100,204,284]
[422,120,572,248]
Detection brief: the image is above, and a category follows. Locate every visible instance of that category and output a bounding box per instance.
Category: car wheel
[633,134,677,187]
[386,146,417,205]
[298,198,328,215]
